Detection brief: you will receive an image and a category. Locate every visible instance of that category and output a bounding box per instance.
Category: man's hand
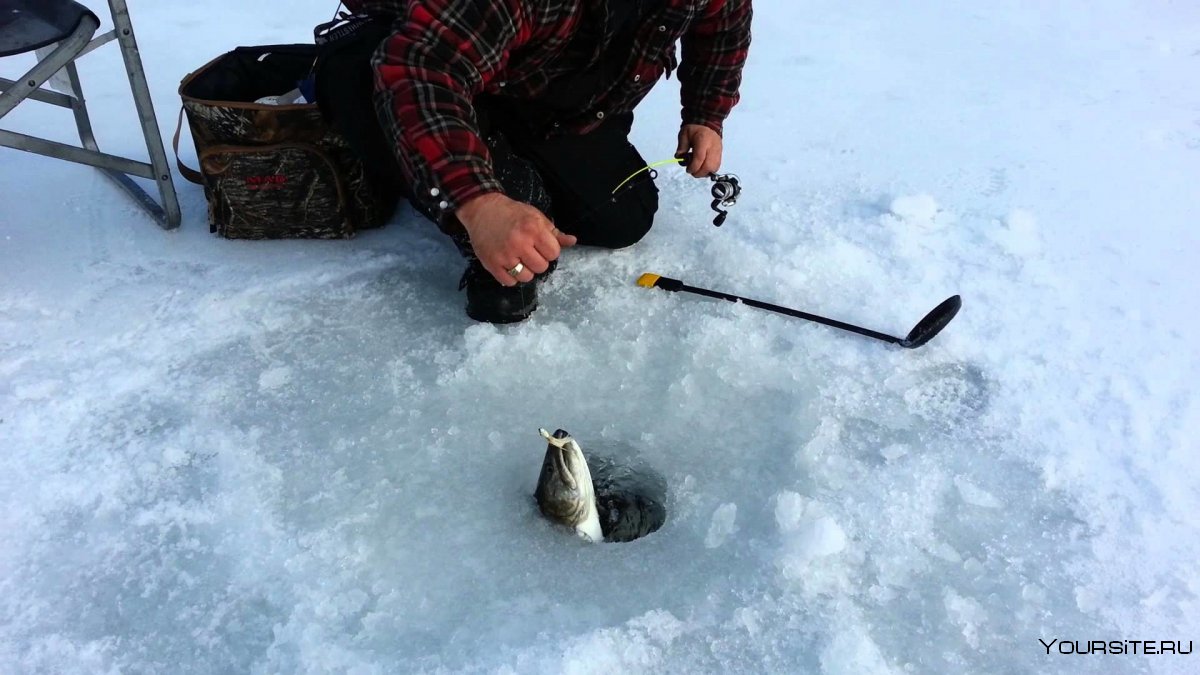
[456,193,577,286]
[675,124,723,177]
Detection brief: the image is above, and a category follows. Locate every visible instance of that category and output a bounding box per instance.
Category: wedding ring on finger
[507,262,525,278]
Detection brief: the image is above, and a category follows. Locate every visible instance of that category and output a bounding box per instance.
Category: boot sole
[466,302,538,324]
[465,290,538,324]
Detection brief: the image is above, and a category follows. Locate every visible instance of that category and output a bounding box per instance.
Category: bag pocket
[201,143,350,239]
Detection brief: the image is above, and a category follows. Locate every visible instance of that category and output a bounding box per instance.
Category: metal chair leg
[58,58,170,224]
[107,0,181,229]
[64,62,96,149]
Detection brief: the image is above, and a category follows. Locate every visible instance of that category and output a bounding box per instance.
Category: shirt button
[657,25,666,32]
[596,111,605,119]
[633,74,641,82]
[438,200,450,210]
[429,187,440,197]
[498,81,507,88]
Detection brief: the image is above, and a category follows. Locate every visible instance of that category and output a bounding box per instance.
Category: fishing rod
[637,273,961,349]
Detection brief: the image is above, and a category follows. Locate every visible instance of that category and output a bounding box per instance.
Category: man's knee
[581,182,658,249]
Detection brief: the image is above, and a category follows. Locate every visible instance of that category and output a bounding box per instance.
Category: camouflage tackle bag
[175,44,392,239]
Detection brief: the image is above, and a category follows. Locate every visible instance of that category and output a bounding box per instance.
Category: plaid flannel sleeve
[678,0,753,135]
[373,0,524,211]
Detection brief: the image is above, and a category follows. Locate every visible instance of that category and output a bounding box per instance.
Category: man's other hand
[456,193,578,286]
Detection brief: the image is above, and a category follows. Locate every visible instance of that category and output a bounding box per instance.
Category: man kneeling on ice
[318,0,752,323]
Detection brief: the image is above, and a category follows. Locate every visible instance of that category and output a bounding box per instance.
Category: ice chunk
[879,443,910,462]
[775,493,848,579]
[954,477,1002,508]
[820,625,901,675]
[795,516,848,559]
[927,540,963,563]
[704,503,739,549]
[258,366,292,391]
[796,418,841,467]
[944,589,988,649]
[889,194,941,222]
[774,491,809,532]
[988,209,1042,257]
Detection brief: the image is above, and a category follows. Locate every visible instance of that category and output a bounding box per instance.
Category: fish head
[535,428,601,540]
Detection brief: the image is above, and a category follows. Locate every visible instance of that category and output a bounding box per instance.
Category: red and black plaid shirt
[344,0,752,211]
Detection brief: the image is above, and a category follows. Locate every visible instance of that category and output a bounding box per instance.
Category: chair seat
[0,0,98,58]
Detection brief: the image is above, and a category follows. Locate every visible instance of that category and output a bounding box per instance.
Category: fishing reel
[603,154,744,227]
[675,152,742,226]
[707,172,741,227]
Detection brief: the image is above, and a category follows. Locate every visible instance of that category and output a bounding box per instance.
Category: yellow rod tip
[636,273,661,288]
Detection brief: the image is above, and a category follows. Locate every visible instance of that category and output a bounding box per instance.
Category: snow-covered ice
[2,1,1198,673]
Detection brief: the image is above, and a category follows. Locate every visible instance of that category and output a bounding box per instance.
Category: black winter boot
[459,259,538,324]
[457,258,558,324]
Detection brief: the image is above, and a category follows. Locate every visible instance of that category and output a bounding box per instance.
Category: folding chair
[0,0,180,229]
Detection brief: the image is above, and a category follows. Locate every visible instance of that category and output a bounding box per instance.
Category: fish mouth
[551,445,577,490]
[540,428,578,491]
[539,427,571,446]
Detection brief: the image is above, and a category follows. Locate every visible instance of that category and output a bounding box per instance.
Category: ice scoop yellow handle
[637,273,684,291]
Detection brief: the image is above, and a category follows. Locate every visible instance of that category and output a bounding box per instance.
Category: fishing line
[610,158,690,195]
[579,155,743,228]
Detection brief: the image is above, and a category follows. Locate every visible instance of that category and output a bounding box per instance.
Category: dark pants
[314,22,658,254]
[482,101,659,250]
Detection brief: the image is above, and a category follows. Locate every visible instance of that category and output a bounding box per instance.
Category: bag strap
[172,107,205,185]
[314,12,375,47]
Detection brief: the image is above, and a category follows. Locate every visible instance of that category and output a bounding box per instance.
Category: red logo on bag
[247,175,287,190]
